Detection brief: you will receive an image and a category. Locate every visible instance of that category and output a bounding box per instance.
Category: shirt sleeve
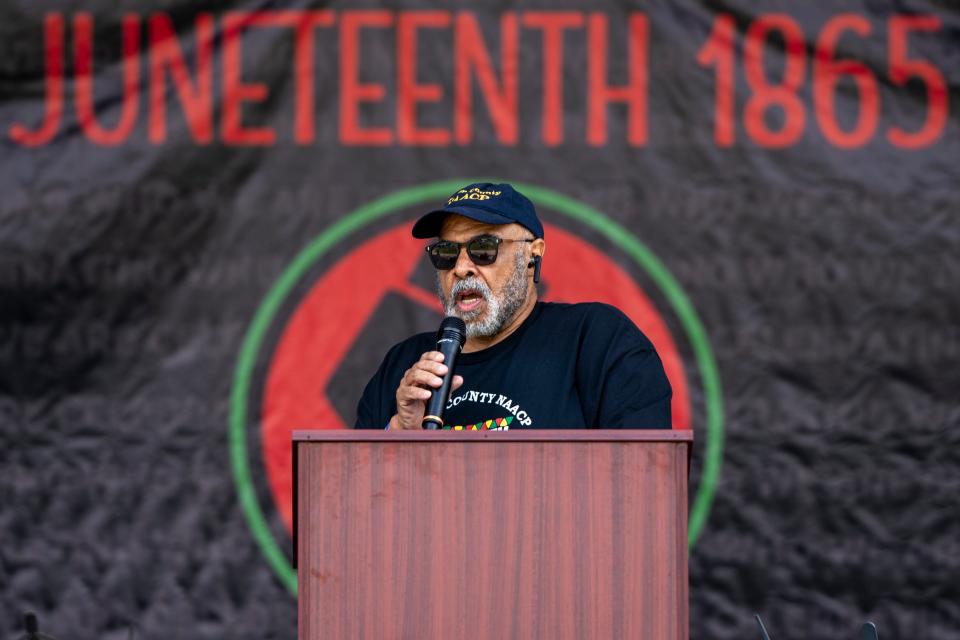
[354,366,387,429]
[354,336,426,428]
[576,305,672,428]
[355,352,402,429]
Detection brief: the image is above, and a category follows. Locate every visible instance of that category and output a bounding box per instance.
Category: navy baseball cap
[411,183,544,239]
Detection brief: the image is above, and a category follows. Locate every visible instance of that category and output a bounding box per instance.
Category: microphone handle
[422,337,462,429]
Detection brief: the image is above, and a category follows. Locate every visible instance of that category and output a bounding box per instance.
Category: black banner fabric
[2,1,958,638]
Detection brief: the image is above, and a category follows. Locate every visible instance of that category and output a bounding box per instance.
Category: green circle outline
[229,180,724,595]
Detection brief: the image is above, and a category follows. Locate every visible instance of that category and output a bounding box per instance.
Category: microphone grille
[440,316,466,332]
[438,316,467,343]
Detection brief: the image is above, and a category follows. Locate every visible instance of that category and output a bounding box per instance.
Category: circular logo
[230,181,724,594]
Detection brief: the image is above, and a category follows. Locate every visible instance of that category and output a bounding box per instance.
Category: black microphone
[422,316,466,430]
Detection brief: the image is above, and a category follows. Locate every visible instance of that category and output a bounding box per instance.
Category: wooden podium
[294,429,691,640]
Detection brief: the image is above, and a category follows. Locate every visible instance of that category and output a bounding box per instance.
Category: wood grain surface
[296,431,690,640]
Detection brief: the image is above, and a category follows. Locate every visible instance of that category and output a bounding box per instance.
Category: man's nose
[452,246,476,278]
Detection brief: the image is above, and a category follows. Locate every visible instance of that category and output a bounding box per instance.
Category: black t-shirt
[355,302,672,429]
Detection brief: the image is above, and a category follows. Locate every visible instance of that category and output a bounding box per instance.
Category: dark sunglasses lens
[467,237,499,265]
[429,242,459,269]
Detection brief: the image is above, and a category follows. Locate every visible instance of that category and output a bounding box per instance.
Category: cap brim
[411,206,516,238]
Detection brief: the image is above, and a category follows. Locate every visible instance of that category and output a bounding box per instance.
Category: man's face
[434,215,535,338]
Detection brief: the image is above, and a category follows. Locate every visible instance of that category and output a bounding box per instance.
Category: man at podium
[355,182,671,431]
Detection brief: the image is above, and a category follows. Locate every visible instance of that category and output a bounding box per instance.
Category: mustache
[450,277,492,300]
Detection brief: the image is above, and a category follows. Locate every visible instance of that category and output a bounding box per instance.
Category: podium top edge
[292,429,693,443]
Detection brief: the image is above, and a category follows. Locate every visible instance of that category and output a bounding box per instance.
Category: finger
[451,375,464,391]
[402,363,441,385]
[422,351,444,363]
[414,360,448,376]
[407,369,444,388]
[399,386,432,403]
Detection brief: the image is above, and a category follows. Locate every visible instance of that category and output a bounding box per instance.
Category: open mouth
[455,289,485,313]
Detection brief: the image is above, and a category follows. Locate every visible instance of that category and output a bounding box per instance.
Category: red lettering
[586,13,648,146]
[697,14,737,147]
[397,11,451,146]
[148,13,214,143]
[222,13,275,145]
[454,13,518,145]
[887,15,947,149]
[340,11,394,146]
[290,11,336,144]
[522,12,583,146]
[813,14,879,149]
[743,15,806,148]
[9,14,64,147]
[222,11,334,145]
[75,13,141,146]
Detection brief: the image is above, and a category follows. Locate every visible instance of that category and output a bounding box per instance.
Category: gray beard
[437,251,529,339]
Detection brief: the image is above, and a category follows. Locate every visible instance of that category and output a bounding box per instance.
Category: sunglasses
[425,235,534,270]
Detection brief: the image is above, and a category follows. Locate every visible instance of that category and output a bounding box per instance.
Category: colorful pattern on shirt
[443,416,514,431]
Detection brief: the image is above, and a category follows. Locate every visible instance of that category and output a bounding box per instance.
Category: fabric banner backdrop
[2,0,958,638]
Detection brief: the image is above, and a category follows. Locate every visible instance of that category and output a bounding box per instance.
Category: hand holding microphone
[390,317,466,430]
